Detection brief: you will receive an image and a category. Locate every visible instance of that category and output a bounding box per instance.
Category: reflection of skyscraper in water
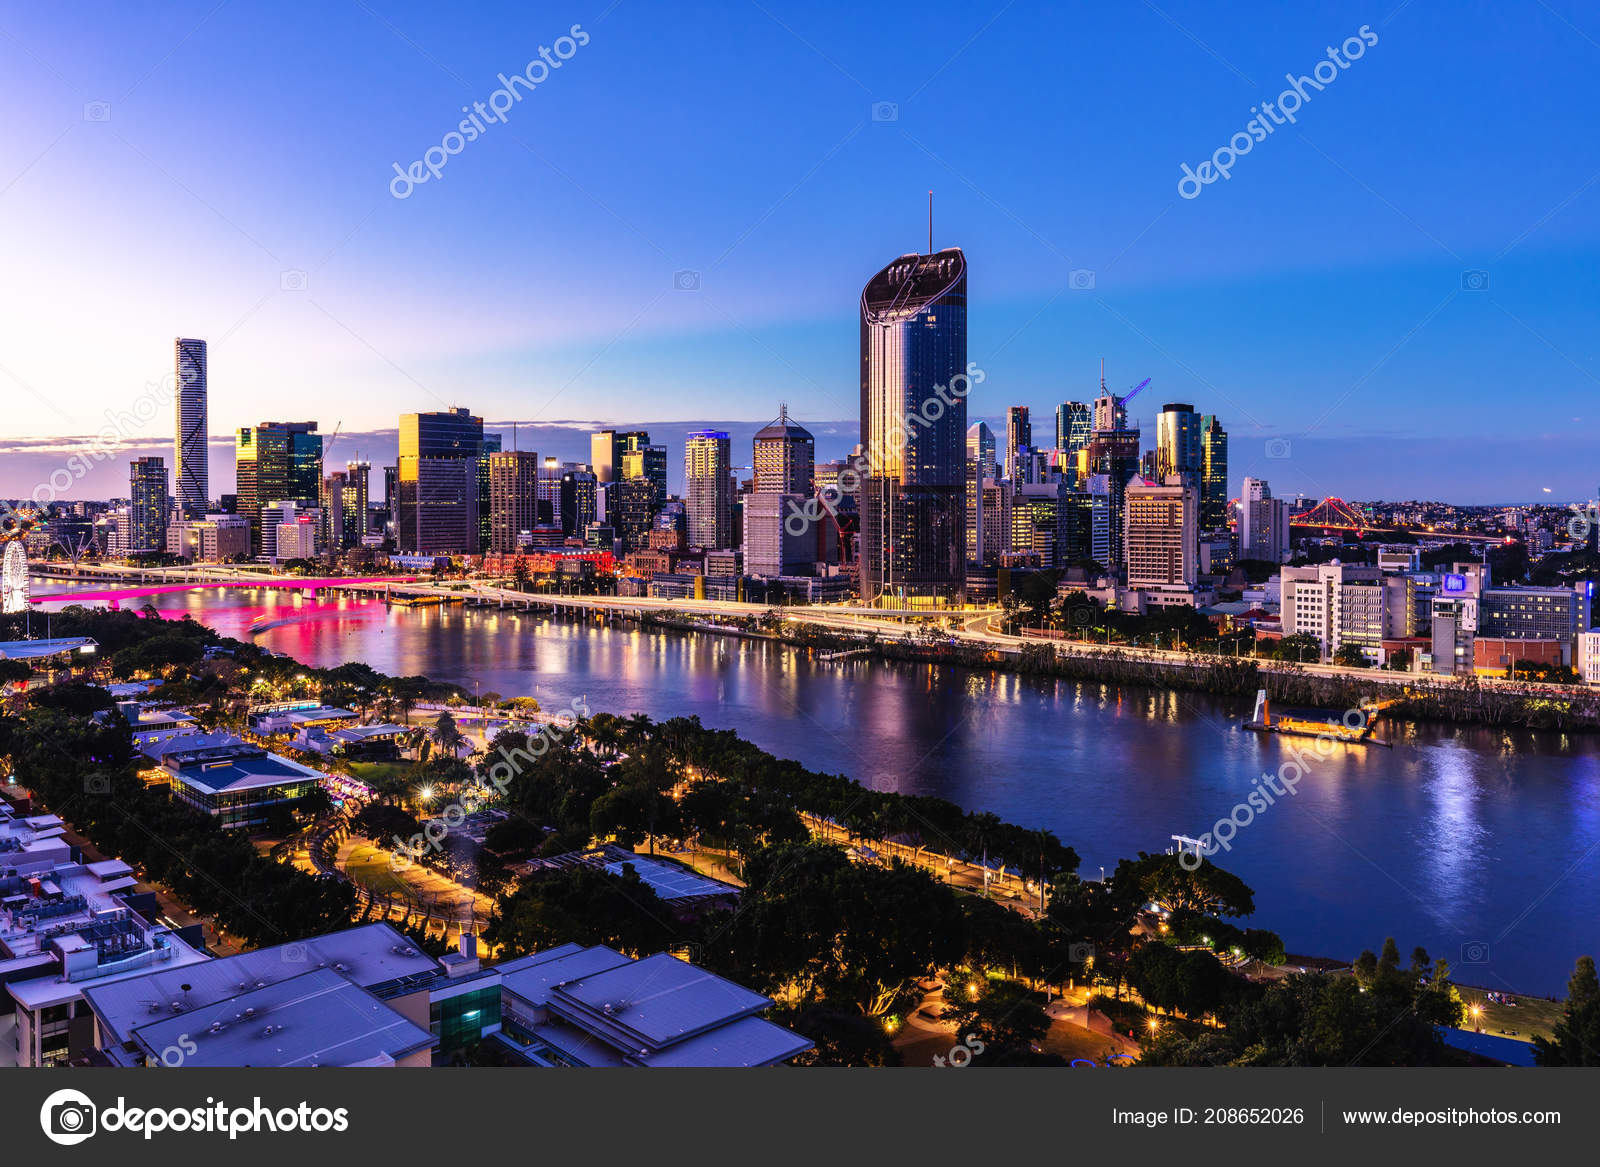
[859,246,968,606]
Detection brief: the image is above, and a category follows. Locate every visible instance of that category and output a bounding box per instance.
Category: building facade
[685,430,734,549]
[859,247,968,606]
[173,337,209,517]
[397,409,483,555]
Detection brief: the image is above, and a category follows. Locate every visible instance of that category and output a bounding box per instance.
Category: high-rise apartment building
[589,431,621,485]
[488,450,541,554]
[236,422,322,554]
[1198,414,1228,531]
[859,247,968,605]
[128,456,169,555]
[1238,477,1290,564]
[1124,475,1198,589]
[686,430,734,550]
[173,338,208,517]
[396,408,483,555]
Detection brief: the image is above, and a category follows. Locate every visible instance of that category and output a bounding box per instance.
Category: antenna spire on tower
[928,190,934,255]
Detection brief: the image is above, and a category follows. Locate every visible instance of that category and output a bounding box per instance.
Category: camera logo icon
[673,269,700,291]
[1461,269,1489,291]
[1461,940,1491,963]
[40,1089,97,1145]
[1069,942,1095,964]
[84,775,110,795]
[83,102,111,122]
[281,941,309,963]
[280,269,308,292]
[1068,269,1096,291]
[870,101,899,122]
[1265,438,1292,459]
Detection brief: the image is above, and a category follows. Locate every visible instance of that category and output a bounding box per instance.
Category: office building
[1004,406,1031,483]
[236,421,322,554]
[686,430,734,549]
[619,433,667,513]
[1238,476,1291,563]
[276,515,319,560]
[753,406,814,496]
[1281,562,1408,662]
[560,466,598,537]
[743,492,811,577]
[127,456,168,555]
[859,246,968,606]
[1012,482,1066,568]
[536,456,563,528]
[1198,414,1228,530]
[166,514,250,562]
[589,430,623,485]
[487,450,541,554]
[1155,403,1201,484]
[610,476,659,553]
[1056,401,1092,467]
[966,421,998,482]
[173,337,209,517]
[397,408,482,555]
[1086,433,1140,572]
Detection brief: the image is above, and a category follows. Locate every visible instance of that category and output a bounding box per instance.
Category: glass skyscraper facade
[397,408,483,554]
[1199,413,1229,531]
[235,421,322,555]
[173,337,209,518]
[859,247,968,605]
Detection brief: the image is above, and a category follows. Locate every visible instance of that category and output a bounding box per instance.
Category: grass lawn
[343,844,412,896]
[349,761,415,785]
[1457,985,1563,1044]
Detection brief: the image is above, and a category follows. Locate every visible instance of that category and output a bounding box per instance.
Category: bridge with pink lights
[29,576,419,609]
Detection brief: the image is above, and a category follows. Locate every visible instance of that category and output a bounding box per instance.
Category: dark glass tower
[859,247,968,606]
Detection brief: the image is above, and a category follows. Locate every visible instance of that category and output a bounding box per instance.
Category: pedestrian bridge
[29,576,418,609]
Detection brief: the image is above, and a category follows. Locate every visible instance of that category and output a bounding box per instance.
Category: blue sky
[1,0,1597,502]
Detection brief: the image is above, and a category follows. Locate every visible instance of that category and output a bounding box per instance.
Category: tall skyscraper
[320,468,349,552]
[1004,406,1031,483]
[859,246,968,606]
[344,460,371,544]
[236,422,322,554]
[1155,403,1201,484]
[173,338,208,517]
[1199,414,1228,531]
[477,432,502,553]
[560,466,597,537]
[619,432,667,512]
[589,430,621,484]
[966,421,997,481]
[753,406,815,496]
[685,430,734,549]
[488,450,541,553]
[1055,401,1092,461]
[128,456,169,555]
[397,408,483,555]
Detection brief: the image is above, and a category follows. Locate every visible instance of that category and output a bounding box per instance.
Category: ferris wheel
[1,509,40,615]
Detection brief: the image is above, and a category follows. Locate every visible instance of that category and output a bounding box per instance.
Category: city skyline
[2,2,1598,502]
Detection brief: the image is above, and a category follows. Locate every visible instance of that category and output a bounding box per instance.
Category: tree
[781,1002,902,1067]
[431,711,464,757]
[487,865,673,956]
[1333,643,1369,668]
[1115,853,1256,917]
[1534,956,1600,1066]
[942,978,1051,1055]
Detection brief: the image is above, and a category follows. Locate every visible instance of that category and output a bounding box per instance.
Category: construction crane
[1117,378,1151,408]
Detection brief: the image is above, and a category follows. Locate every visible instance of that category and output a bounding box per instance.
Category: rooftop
[129,967,435,1068]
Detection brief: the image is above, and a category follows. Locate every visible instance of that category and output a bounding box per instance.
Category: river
[29,578,1600,997]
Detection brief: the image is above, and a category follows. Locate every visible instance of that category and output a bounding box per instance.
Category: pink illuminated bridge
[30,576,419,609]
